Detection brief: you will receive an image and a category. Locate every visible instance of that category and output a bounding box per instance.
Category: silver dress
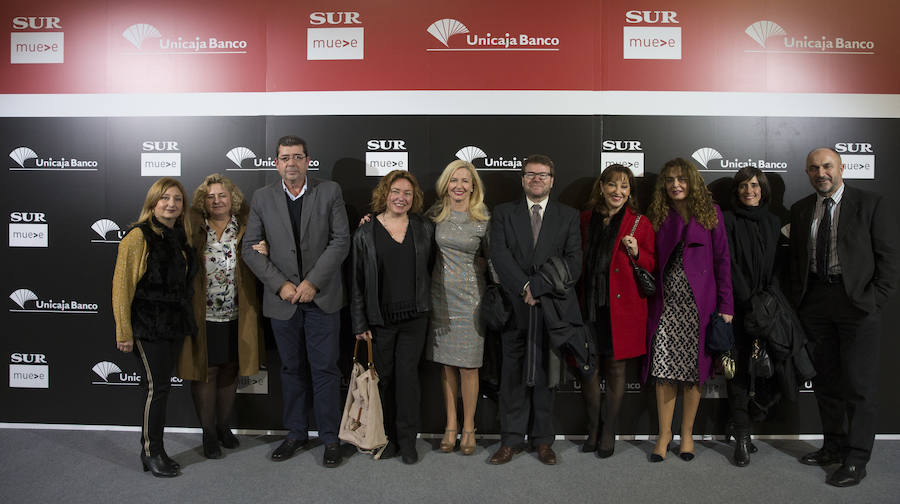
[426,210,488,368]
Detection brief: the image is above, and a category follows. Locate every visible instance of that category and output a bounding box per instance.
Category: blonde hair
[134,177,191,239]
[647,158,718,231]
[370,170,424,214]
[429,160,489,223]
[191,173,245,219]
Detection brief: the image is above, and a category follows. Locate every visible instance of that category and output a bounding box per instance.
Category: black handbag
[481,283,511,333]
[705,313,735,354]
[750,338,774,379]
[627,215,655,297]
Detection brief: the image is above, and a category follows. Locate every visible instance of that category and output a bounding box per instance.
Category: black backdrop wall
[3,114,898,436]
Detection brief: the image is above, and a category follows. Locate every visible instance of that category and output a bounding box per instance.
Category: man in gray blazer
[790,147,900,487]
[242,135,350,467]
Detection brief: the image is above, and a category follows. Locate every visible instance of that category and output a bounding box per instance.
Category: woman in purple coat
[644,158,733,462]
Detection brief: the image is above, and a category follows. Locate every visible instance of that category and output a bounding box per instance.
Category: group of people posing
[112,136,898,489]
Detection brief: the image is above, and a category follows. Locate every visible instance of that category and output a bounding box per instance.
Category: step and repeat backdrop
[2,0,899,436]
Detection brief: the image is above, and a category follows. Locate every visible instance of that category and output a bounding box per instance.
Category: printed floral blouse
[205,216,239,322]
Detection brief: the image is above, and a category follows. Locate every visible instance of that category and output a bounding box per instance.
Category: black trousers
[372,315,428,452]
[499,318,555,447]
[799,275,881,466]
[133,337,181,456]
[726,312,754,431]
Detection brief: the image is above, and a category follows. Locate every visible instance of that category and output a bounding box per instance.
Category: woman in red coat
[579,164,655,457]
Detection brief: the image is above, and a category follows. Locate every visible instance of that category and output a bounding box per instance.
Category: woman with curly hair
[425,160,490,456]
[350,170,434,464]
[644,158,733,462]
[178,173,264,459]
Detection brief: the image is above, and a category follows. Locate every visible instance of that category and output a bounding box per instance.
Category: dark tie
[531,204,542,247]
[816,197,834,277]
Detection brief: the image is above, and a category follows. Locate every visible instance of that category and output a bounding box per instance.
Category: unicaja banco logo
[8,146,99,171]
[226,147,257,168]
[692,147,787,172]
[427,19,469,47]
[456,146,523,171]
[426,18,560,51]
[122,22,248,54]
[9,288,99,314]
[92,361,122,383]
[122,23,161,50]
[90,218,125,243]
[225,146,318,171]
[743,19,875,54]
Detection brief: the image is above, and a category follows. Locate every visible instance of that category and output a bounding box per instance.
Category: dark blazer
[789,185,900,314]
[242,177,350,318]
[349,213,434,334]
[489,197,582,330]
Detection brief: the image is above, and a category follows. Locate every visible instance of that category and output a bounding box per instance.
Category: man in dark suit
[242,135,350,467]
[488,154,582,465]
[790,147,900,487]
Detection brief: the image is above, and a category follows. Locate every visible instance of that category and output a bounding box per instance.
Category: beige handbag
[339,339,388,456]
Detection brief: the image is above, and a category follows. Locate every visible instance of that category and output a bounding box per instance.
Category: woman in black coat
[723,166,781,467]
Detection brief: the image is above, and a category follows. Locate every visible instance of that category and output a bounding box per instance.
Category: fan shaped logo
[10,210,48,247]
[121,22,249,55]
[11,16,64,64]
[91,361,184,387]
[90,218,126,243]
[834,142,875,180]
[9,352,49,388]
[224,146,319,171]
[426,18,560,52]
[8,146,99,171]
[8,288,99,314]
[455,146,523,171]
[601,140,645,177]
[366,139,408,176]
[743,20,875,55]
[691,146,787,173]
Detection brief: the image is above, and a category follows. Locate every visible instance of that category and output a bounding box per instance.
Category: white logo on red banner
[426,18,560,51]
[835,142,875,179]
[307,11,364,60]
[744,20,875,54]
[623,10,681,60]
[10,16,63,64]
[122,22,248,54]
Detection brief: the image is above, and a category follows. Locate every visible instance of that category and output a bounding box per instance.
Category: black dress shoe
[401,448,419,465]
[733,433,751,467]
[160,451,180,470]
[799,448,841,466]
[323,442,342,468]
[218,428,240,449]
[270,438,308,461]
[827,464,866,487]
[141,453,179,477]
[203,433,223,459]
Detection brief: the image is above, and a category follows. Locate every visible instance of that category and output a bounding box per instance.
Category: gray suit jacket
[242,177,350,318]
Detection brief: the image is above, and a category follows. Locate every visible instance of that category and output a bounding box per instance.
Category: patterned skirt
[650,244,700,384]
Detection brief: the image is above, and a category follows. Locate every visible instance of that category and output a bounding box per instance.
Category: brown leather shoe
[489,445,522,465]
[537,444,557,465]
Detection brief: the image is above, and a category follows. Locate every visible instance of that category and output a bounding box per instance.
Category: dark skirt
[589,306,614,358]
[206,320,238,367]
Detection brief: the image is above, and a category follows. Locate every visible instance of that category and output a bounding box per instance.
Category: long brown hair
[585,163,639,214]
[647,158,717,230]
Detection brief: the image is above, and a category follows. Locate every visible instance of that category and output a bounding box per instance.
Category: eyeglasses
[523,172,552,180]
[278,154,308,163]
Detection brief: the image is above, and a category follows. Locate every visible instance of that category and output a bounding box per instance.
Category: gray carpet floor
[1,428,898,504]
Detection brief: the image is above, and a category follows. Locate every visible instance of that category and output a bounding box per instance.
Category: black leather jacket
[350,213,434,334]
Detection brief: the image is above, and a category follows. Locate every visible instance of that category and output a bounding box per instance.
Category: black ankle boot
[218,427,240,449]
[141,453,179,477]
[733,431,751,467]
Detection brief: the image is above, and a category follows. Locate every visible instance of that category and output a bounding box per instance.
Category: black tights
[583,357,628,451]
[191,362,239,438]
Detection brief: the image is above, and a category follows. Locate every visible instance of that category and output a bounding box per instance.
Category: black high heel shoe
[141,453,179,477]
[649,433,672,463]
[582,420,601,453]
[160,451,180,470]
[203,433,223,459]
[218,428,240,449]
